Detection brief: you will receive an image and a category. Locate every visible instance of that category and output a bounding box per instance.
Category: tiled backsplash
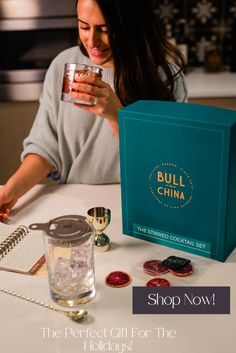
[152,0,236,67]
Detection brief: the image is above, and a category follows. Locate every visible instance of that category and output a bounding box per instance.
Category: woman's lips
[89,48,109,57]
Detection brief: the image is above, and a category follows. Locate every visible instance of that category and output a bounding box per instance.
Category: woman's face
[77,0,113,68]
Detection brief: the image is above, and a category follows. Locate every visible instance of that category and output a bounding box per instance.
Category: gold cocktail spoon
[0,287,87,322]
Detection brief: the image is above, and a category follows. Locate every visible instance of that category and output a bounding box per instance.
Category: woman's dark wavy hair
[76,0,185,105]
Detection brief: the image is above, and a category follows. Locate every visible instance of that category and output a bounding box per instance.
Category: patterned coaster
[170,263,194,276]
[143,260,169,275]
[105,271,132,288]
[146,278,170,287]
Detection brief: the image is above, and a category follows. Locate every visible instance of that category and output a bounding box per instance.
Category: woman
[0,0,187,221]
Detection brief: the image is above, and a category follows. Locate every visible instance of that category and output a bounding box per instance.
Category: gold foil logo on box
[149,163,194,209]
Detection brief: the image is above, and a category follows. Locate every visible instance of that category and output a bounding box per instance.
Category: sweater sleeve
[21,58,62,180]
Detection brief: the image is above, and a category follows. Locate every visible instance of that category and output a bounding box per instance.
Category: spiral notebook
[0,223,45,274]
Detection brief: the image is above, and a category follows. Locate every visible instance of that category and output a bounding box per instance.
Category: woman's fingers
[71,82,98,96]
[70,91,97,105]
[0,208,10,221]
[70,76,108,105]
[74,74,105,87]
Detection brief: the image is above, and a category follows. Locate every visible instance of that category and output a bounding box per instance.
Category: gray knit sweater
[21,47,188,184]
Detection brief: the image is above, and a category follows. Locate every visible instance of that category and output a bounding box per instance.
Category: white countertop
[186,69,236,98]
[0,184,235,353]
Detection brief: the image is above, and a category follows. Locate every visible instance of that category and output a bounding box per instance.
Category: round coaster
[143,260,169,275]
[146,278,170,287]
[105,271,131,288]
[170,263,194,277]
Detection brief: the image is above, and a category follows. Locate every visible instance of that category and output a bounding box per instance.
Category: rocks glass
[61,63,103,105]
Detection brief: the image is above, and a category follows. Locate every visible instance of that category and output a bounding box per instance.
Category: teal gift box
[119,101,236,262]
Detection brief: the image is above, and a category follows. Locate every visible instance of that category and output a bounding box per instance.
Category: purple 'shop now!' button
[133,286,230,314]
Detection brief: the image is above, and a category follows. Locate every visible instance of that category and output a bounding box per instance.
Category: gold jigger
[87,207,111,252]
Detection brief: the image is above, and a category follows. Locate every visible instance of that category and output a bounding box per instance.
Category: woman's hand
[0,154,52,222]
[0,185,18,221]
[70,75,123,138]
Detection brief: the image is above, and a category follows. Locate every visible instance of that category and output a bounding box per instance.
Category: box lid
[119,101,236,127]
